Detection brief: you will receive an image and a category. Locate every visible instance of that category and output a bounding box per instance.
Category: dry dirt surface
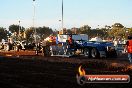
[0,50,132,88]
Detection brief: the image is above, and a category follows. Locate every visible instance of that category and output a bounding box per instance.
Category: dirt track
[0,51,132,88]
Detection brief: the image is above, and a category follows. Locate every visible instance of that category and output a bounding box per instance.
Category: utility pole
[33,0,38,55]
[62,0,64,34]
[33,0,36,43]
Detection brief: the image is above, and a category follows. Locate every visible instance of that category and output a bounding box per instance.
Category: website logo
[76,65,130,85]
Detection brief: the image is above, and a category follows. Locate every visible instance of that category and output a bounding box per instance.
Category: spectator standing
[126,36,132,63]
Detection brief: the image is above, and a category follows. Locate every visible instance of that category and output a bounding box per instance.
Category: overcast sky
[0,0,132,30]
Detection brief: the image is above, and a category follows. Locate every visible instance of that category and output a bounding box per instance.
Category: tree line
[68,23,132,40]
[0,24,53,43]
[0,23,132,42]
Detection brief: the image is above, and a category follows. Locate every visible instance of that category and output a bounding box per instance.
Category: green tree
[9,24,25,41]
[90,29,105,38]
[25,28,34,43]
[128,28,132,36]
[0,27,8,41]
[36,26,53,39]
[79,25,91,35]
[98,28,109,38]
[9,24,25,34]
[25,26,53,43]
[109,23,125,39]
[66,29,72,34]
[66,27,80,34]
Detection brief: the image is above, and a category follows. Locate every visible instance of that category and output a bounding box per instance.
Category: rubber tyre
[91,48,99,58]
[84,48,90,57]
